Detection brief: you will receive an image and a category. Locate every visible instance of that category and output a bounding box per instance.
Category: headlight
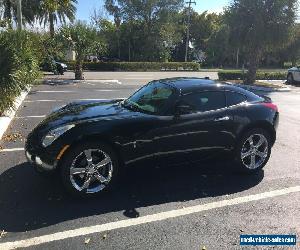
[42,124,74,147]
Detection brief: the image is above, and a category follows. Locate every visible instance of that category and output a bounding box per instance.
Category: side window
[226,91,247,107]
[128,82,176,115]
[180,91,226,113]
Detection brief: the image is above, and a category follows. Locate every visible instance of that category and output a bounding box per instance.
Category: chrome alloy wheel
[241,134,269,170]
[69,149,113,193]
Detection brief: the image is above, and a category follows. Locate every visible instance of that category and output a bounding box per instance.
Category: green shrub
[218,70,287,81]
[66,61,200,71]
[0,30,40,114]
[218,70,245,81]
[256,71,287,80]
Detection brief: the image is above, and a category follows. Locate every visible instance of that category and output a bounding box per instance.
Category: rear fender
[237,121,276,147]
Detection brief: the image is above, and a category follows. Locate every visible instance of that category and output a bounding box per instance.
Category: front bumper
[25,150,57,172]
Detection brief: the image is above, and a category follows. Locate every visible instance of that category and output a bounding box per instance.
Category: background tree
[39,0,77,37]
[0,0,40,28]
[104,0,122,58]
[104,0,184,61]
[276,23,300,67]
[226,0,297,84]
[189,11,220,53]
[60,21,105,80]
[205,23,232,68]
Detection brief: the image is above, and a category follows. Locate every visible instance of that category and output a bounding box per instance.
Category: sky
[76,0,229,21]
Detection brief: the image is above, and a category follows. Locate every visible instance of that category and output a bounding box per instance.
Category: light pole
[184,0,196,62]
[17,0,22,30]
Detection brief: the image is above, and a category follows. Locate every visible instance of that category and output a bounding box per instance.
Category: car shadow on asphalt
[0,161,264,232]
[284,82,300,87]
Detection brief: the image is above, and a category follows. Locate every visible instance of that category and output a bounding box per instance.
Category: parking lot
[0,72,300,249]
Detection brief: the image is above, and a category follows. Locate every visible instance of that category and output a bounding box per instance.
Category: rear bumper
[274,112,279,130]
[271,112,279,146]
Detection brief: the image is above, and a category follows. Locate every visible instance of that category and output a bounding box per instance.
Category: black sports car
[25,78,279,197]
[41,60,68,75]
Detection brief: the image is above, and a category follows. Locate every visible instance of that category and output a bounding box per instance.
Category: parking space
[0,74,300,249]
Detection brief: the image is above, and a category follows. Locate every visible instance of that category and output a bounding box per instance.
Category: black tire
[60,141,119,197]
[287,73,294,84]
[58,67,64,75]
[235,128,272,174]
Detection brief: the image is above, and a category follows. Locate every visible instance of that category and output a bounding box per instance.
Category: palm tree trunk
[4,0,13,29]
[244,50,260,85]
[49,12,55,37]
[128,40,131,62]
[75,60,84,80]
[117,36,121,59]
[236,48,240,69]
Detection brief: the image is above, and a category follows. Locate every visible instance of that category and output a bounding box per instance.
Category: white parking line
[1,186,299,250]
[24,98,127,103]
[24,100,63,103]
[36,91,75,93]
[15,115,46,119]
[95,89,118,92]
[126,74,154,77]
[0,148,24,152]
[84,80,122,84]
[123,77,154,80]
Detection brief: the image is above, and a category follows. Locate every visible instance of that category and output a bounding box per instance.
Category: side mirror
[175,104,192,116]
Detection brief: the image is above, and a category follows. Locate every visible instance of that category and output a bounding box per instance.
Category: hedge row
[0,30,40,115]
[67,61,200,71]
[218,70,287,81]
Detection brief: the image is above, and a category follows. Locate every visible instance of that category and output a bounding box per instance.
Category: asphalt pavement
[0,72,299,250]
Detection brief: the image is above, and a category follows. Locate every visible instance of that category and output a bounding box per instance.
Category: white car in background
[287,67,300,84]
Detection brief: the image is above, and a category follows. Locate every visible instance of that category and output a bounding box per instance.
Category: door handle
[214,116,230,122]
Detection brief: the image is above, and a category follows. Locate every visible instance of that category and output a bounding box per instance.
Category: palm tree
[0,0,40,28]
[39,0,77,37]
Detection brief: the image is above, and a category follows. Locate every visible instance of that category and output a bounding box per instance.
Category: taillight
[262,102,278,111]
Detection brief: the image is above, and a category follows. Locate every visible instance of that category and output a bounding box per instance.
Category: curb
[44,79,122,85]
[228,83,291,92]
[0,89,30,140]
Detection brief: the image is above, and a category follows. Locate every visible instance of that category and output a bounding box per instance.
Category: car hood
[37,99,134,130]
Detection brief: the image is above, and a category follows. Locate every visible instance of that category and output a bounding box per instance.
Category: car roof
[155,77,251,95]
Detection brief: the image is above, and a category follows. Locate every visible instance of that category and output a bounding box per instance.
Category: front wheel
[235,129,271,173]
[60,142,119,197]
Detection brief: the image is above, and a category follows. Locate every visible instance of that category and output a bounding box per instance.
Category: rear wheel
[58,67,64,75]
[60,142,119,197]
[235,129,271,173]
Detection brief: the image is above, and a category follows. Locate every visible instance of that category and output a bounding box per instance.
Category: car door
[135,115,187,166]
[119,81,181,166]
[154,90,236,164]
[120,115,176,166]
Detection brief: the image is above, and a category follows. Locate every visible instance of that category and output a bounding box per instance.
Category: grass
[213,68,288,73]
[225,80,286,89]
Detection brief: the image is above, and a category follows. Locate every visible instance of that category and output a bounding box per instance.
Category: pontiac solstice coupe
[26,78,279,197]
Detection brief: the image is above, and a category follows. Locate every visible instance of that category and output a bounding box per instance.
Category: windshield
[123,82,176,115]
